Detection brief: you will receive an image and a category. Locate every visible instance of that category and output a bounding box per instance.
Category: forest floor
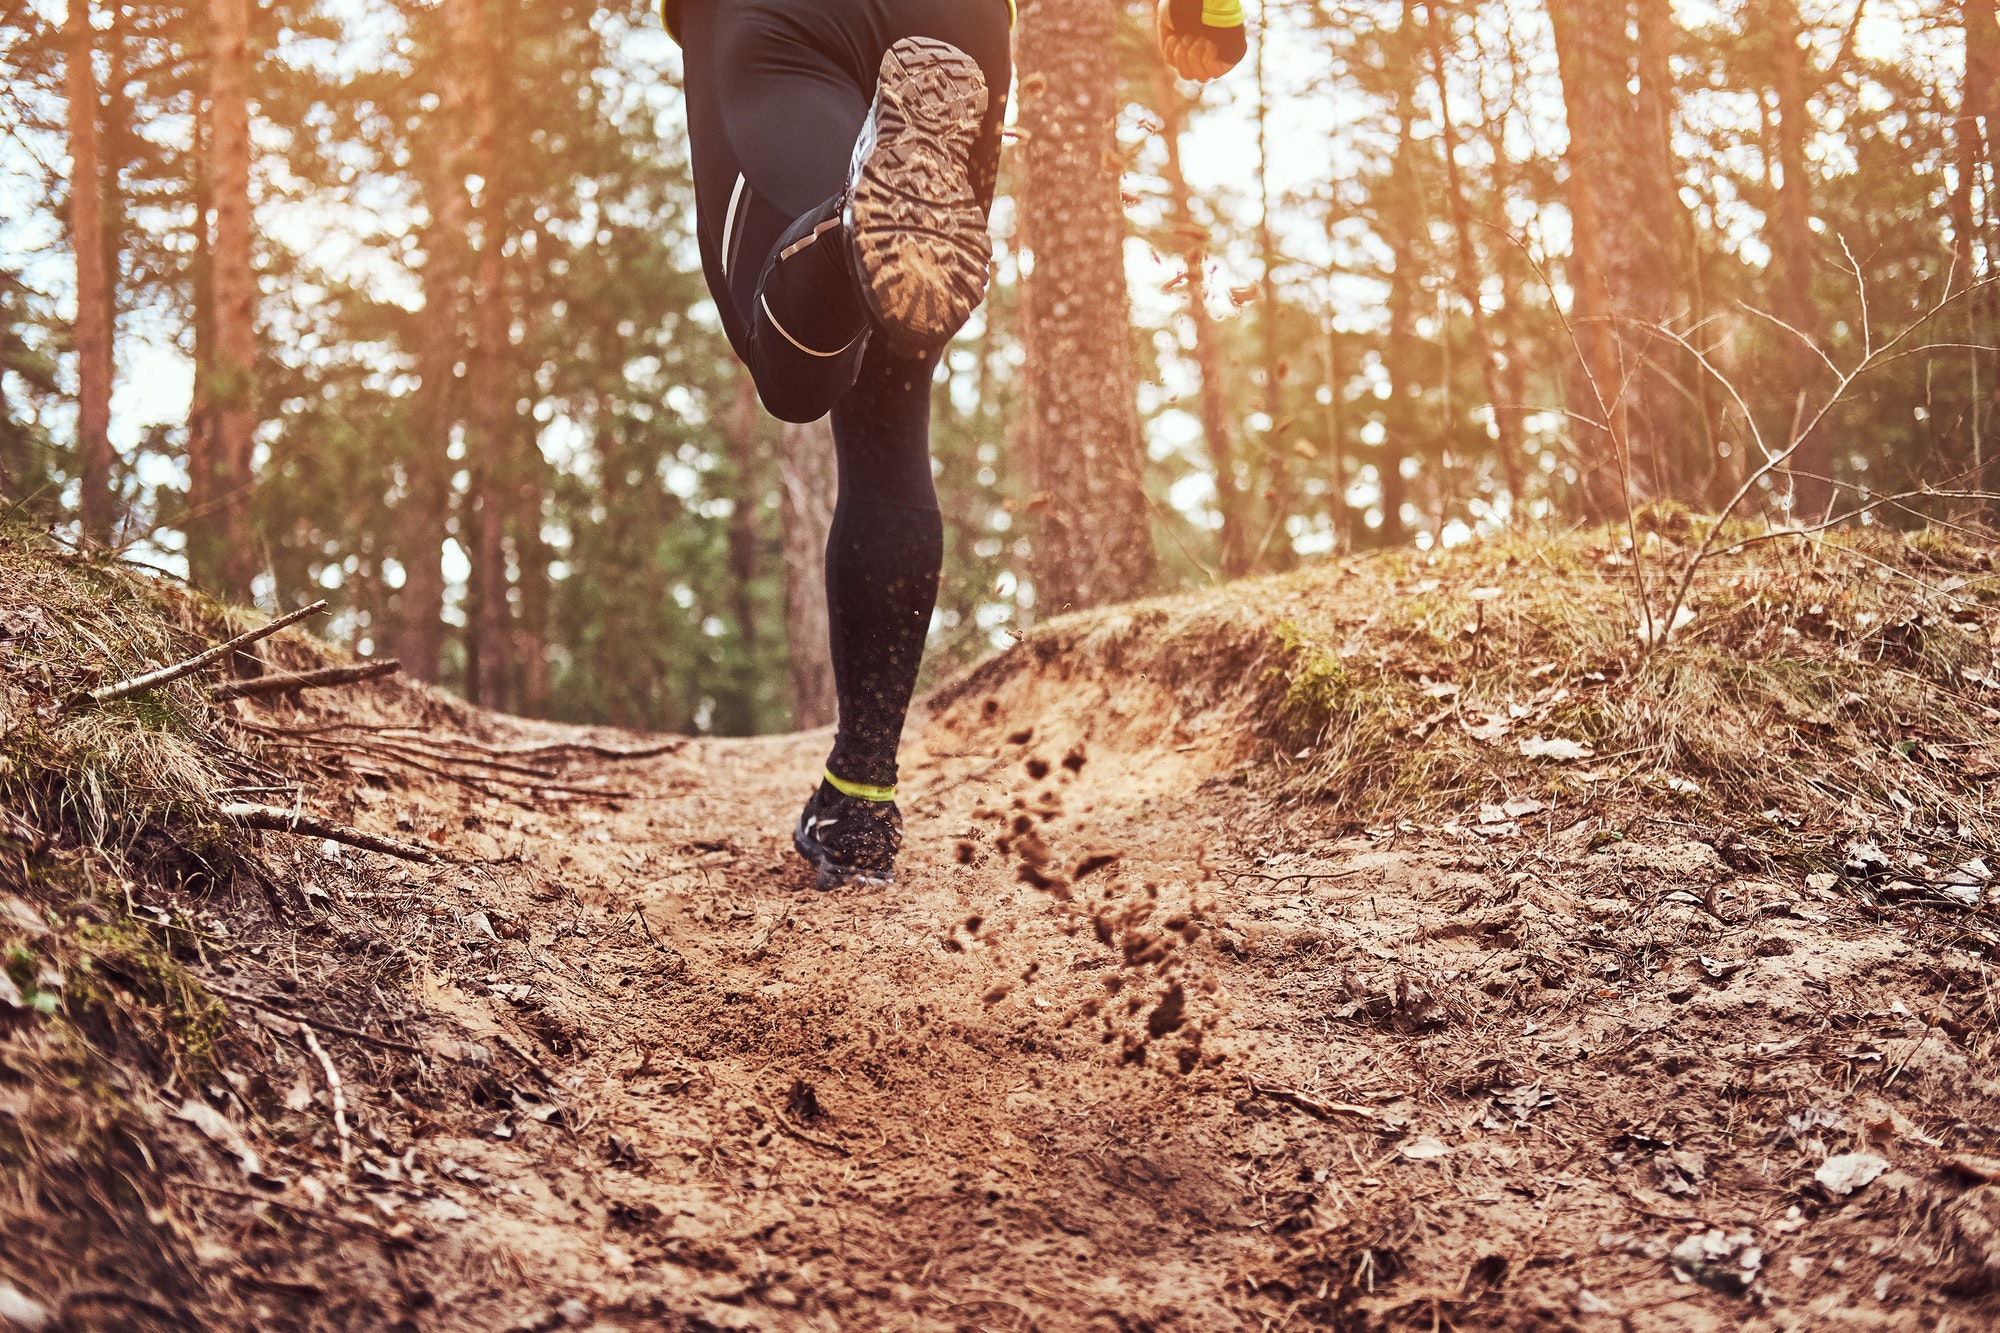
[9,523,2000,1332]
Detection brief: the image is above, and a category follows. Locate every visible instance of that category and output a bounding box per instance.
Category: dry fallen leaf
[1815,1152,1890,1196]
[1519,737,1595,762]
[176,1098,260,1176]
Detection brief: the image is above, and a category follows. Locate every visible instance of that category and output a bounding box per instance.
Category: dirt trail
[169,641,2000,1333]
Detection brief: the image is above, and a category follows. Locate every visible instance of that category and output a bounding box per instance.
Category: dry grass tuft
[0,528,342,1326]
[958,523,2000,868]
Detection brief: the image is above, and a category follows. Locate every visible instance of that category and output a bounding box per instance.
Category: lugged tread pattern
[847,37,993,357]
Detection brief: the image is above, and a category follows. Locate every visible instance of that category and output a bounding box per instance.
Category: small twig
[494,1031,560,1088]
[372,730,685,763]
[201,980,434,1060]
[220,803,436,864]
[81,600,328,707]
[166,1179,413,1246]
[1247,1080,1384,1123]
[211,659,400,701]
[300,1024,352,1169]
[1220,868,1363,891]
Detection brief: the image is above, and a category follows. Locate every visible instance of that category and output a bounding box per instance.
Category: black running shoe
[793,780,903,890]
[845,36,993,358]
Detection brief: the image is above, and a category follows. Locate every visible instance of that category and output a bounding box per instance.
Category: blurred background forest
[0,0,1994,735]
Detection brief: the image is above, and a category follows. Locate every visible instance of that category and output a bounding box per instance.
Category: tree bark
[1152,63,1248,576]
[397,1,477,684]
[716,372,762,736]
[208,0,258,594]
[1421,1,1525,511]
[1546,0,1639,519]
[1767,0,1831,518]
[1375,0,1425,544]
[64,0,115,544]
[1015,0,1155,613]
[1952,0,1996,283]
[778,416,838,730]
[187,94,214,570]
[1253,18,1293,568]
[1952,0,1998,484]
[464,0,512,709]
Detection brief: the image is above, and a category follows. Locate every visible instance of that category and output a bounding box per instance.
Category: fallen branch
[203,980,432,1060]
[83,600,328,707]
[301,1024,353,1169]
[212,659,400,701]
[1247,1080,1384,1124]
[375,729,685,762]
[220,803,436,864]
[494,1031,560,1088]
[166,1179,414,1246]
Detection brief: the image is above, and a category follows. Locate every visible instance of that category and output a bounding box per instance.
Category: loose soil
[9,537,2000,1332]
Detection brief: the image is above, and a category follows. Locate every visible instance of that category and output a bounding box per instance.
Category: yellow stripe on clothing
[826,770,897,803]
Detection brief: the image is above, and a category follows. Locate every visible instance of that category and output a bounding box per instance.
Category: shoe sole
[848,37,992,357]
[793,824,894,891]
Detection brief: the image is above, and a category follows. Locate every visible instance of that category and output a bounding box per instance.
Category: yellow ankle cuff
[825,770,897,803]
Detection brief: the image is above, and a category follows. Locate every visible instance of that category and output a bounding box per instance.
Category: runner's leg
[678,0,1011,881]
[822,341,945,792]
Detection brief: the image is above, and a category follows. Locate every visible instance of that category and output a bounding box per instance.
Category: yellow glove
[1157,0,1248,83]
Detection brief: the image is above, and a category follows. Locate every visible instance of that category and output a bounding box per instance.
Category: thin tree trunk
[1152,63,1248,576]
[65,0,115,543]
[209,0,258,594]
[1635,0,1703,499]
[464,0,511,708]
[779,416,838,730]
[398,7,476,684]
[187,96,214,574]
[1015,0,1155,613]
[1952,0,1998,486]
[717,372,762,736]
[1321,313,1349,550]
[1768,0,1831,518]
[1253,10,1293,569]
[1420,1,1525,512]
[514,471,551,716]
[1546,0,1637,520]
[1376,0,1425,544]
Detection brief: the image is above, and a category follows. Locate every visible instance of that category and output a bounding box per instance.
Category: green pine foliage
[0,0,1994,731]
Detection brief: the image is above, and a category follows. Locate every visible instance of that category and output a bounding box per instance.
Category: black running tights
[678,0,1010,790]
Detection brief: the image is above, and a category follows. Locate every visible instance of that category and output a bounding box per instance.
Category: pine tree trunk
[464,0,512,709]
[717,373,763,736]
[1015,0,1155,613]
[1376,0,1425,543]
[778,416,838,730]
[1421,1,1525,511]
[1953,0,1998,483]
[1546,0,1639,520]
[1634,0,1706,499]
[397,5,477,684]
[1767,0,1831,518]
[187,97,214,573]
[65,0,115,544]
[1253,20,1293,569]
[514,487,551,716]
[209,0,258,594]
[1152,64,1247,576]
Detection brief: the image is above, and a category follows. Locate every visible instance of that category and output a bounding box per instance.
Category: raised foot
[847,36,993,358]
